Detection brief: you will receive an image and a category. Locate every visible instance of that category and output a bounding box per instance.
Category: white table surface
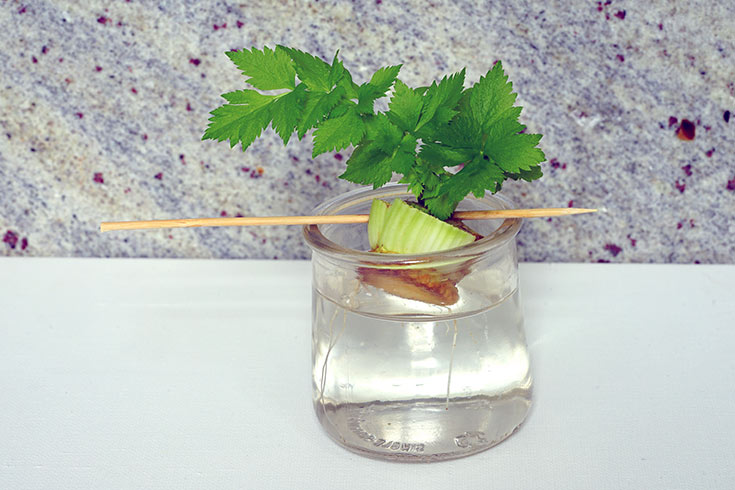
[1,258,734,489]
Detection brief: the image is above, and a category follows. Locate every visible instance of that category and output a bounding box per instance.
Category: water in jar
[312,288,532,462]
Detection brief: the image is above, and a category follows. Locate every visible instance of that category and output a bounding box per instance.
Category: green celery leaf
[364,114,402,153]
[297,86,345,138]
[422,193,456,220]
[506,164,543,182]
[328,100,352,119]
[203,89,276,149]
[339,141,393,188]
[220,89,275,107]
[337,68,359,99]
[327,51,346,88]
[436,114,484,149]
[312,105,366,156]
[484,132,546,173]
[398,174,423,199]
[518,164,543,181]
[399,163,446,203]
[279,46,332,92]
[202,103,272,151]
[388,134,418,175]
[414,105,459,139]
[418,143,474,168]
[225,46,295,91]
[424,155,505,219]
[386,80,423,131]
[356,65,401,114]
[485,106,524,138]
[356,86,381,114]
[416,69,465,131]
[370,65,402,93]
[443,155,505,200]
[338,132,415,187]
[389,147,415,175]
[270,84,307,145]
[468,61,519,132]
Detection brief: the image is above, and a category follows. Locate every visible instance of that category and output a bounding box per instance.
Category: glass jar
[303,184,531,462]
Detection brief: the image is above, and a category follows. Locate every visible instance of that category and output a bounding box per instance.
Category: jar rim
[303,184,521,265]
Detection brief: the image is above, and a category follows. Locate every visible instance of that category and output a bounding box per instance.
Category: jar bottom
[315,388,532,462]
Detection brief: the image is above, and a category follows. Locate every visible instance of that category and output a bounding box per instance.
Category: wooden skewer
[100,208,596,232]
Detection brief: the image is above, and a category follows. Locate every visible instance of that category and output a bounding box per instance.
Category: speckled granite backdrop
[1,0,734,262]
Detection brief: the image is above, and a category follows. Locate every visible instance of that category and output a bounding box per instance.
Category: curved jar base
[315,389,532,462]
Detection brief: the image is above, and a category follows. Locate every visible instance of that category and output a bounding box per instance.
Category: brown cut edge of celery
[358,219,481,306]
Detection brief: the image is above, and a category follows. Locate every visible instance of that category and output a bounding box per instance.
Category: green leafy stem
[202,46,546,220]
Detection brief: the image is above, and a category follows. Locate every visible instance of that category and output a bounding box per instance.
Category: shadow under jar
[304,184,531,462]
